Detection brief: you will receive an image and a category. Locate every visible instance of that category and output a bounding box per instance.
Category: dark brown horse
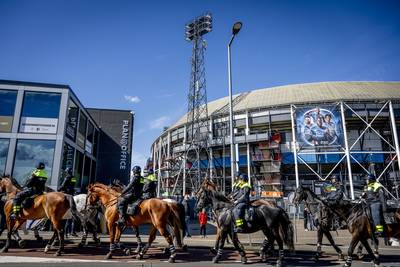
[87,183,184,262]
[0,176,76,256]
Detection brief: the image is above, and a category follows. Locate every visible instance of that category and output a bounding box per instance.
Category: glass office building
[0,80,134,192]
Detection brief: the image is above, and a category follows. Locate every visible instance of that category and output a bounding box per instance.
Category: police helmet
[132,166,141,175]
[366,173,376,182]
[65,167,73,175]
[36,162,45,170]
[239,174,248,182]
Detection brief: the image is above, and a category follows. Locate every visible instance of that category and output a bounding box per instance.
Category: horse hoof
[241,256,247,264]
[124,248,131,256]
[338,253,344,260]
[210,248,217,255]
[357,253,364,260]
[168,257,175,263]
[212,256,220,263]
[55,251,61,256]
[261,253,267,262]
[18,240,26,248]
[105,253,112,260]
[137,253,143,260]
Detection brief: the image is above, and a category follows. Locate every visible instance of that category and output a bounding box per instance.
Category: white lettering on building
[120,120,129,170]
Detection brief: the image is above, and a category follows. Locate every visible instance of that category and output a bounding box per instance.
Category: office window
[85,122,94,154]
[0,139,10,175]
[74,151,84,191]
[0,90,17,132]
[20,92,61,134]
[13,139,55,184]
[77,112,87,149]
[66,99,78,141]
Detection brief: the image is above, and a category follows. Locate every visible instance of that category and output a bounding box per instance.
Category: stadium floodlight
[228,21,243,188]
[185,13,213,41]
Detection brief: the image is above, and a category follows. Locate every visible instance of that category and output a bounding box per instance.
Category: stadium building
[0,80,134,191]
[150,81,400,202]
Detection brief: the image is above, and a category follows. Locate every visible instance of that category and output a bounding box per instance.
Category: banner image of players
[296,105,343,148]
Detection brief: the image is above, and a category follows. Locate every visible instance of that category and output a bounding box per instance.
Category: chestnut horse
[87,183,183,262]
[0,176,76,256]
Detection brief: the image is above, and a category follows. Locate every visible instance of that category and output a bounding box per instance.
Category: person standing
[198,208,207,238]
[182,194,192,237]
[303,206,310,231]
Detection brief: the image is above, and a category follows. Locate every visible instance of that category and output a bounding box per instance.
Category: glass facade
[0,139,10,175]
[0,90,17,132]
[13,139,56,184]
[77,112,87,149]
[20,92,61,134]
[66,100,78,141]
[62,143,75,170]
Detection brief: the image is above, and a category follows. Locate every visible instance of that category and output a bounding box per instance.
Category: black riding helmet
[36,162,45,170]
[132,166,141,175]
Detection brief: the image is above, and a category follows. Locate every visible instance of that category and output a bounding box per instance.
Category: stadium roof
[169,81,400,131]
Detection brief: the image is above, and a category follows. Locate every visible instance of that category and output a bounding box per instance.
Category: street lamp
[228,21,242,190]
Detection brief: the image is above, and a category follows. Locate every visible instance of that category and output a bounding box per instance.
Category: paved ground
[0,221,398,266]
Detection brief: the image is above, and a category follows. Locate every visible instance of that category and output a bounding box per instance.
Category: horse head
[293,186,309,205]
[195,178,215,212]
[86,183,100,205]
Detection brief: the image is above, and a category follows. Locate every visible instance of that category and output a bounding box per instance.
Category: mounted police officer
[324,175,344,205]
[233,174,251,232]
[58,167,77,195]
[117,165,144,226]
[364,173,386,236]
[11,162,48,219]
[142,168,157,199]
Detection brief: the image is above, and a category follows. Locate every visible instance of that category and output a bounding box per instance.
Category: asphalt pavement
[0,221,399,267]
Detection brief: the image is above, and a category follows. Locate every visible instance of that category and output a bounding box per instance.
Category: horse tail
[168,203,184,248]
[65,194,82,223]
[278,208,295,252]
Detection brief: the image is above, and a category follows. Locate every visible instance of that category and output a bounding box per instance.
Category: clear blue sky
[1,0,399,169]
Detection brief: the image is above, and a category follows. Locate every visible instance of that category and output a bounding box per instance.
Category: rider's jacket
[231,180,242,199]
[235,182,251,204]
[25,168,48,193]
[325,182,344,202]
[366,182,386,208]
[142,173,157,197]
[58,174,77,194]
[122,174,144,198]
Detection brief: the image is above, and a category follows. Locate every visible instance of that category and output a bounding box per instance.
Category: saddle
[21,194,40,209]
[126,199,143,216]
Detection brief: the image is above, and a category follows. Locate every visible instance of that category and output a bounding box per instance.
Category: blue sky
[1,0,399,169]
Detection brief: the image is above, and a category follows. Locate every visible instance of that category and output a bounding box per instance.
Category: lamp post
[228,22,242,189]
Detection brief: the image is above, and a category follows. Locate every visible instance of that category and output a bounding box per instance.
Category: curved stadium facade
[151,81,400,202]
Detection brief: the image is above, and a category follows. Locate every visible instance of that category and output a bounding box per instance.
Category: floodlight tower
[183,13,212,195]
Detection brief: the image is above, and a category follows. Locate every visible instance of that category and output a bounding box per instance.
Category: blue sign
[296,106,343,148]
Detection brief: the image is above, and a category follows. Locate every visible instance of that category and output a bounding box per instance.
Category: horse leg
[134,227,143,253]
[356,243,364,260]
[344,237,359,267]
[92,230,101,246]
[210,227,221,255]
[44,231,58,253]
[231,231,247,264]
[273,227,285,267]
[212,230,227,263]
[105,221,116,259]
[0,217,15,253]
[137,226,157,259]
[324,229,343,260]
[360,239,379,267]
[78,227,88,248]
[34,228,43,242]
[52,220,65,256]
[371,235,379,259]
[314,228,323,260]
[157,225,176,263]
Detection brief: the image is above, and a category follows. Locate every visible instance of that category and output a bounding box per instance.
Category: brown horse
[87,183,183,262]
[0,176,75,256]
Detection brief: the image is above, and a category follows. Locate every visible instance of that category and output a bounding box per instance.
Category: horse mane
[10,177,23,190]
[91,182,121,197]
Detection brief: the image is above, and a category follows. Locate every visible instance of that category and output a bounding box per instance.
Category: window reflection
[0,139,10,175]
[20,92,61,134]
[77,112,87,149]
[62,143,75,170]
[13,139,55,184]
[0,90,17,132]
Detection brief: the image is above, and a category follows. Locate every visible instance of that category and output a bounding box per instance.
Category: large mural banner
[296,106,343,148]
